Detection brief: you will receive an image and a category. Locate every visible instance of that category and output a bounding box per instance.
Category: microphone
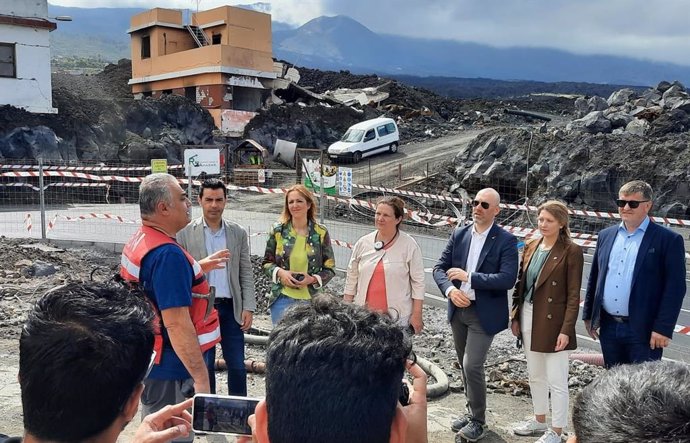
[373,230,399,251]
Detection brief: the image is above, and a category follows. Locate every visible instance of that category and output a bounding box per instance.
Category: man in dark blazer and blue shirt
[582,180,686,368]
[433,188,518,442]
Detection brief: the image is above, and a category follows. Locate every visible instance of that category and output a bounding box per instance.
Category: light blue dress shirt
[602,217,650,316]
[203,220,232,299]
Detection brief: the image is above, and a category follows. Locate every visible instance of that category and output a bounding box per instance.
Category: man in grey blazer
[177,179,256,395]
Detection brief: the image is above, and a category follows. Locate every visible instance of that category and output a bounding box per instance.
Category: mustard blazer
[511,237,583,352]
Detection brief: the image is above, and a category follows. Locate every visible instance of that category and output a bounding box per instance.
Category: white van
[327,117,399,163]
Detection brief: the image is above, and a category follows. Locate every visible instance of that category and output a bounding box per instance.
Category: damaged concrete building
[127,6,276,134]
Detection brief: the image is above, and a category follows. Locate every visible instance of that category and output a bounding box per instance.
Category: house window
[0,43,16,78]
[212,33,221,45]
[141,35,151,59]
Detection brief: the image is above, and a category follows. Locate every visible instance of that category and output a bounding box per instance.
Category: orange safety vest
[120,226,221,364]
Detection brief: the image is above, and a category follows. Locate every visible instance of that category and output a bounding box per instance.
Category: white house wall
[0,24,56,113]
[6,0,48,19]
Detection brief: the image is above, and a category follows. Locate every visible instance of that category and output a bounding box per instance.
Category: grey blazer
[177,217,257,325]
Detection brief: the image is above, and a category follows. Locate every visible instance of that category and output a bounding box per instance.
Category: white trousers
[520,302,570,429]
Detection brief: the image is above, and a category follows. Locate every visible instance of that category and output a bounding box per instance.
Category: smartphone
[192,394,261,436]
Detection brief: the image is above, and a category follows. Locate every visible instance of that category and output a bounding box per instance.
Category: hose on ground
[243,332,450,398]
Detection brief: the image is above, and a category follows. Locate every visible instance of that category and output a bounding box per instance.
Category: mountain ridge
[46,5,690,86]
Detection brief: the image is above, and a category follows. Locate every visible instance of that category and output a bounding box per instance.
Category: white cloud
[48,0,321,25]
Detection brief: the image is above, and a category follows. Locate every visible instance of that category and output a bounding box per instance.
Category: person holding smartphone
[262,184,336,325]
[344,196,425,333]
[238,295,429,443]
[9,281,194,443]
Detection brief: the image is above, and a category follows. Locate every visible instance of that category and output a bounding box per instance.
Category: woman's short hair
[280,184,317,224]
[537,200,571,241]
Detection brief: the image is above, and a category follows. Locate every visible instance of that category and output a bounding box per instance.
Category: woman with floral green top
[262,184,336,324]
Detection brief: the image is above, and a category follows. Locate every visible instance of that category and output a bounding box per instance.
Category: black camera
[292,273,305,282]
[399,382,410,406]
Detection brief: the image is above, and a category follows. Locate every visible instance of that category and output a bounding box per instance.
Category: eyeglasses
[615,199,650,209]
[472,200,490,210]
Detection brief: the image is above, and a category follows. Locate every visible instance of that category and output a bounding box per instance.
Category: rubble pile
[0,57,580,162]
[0,238,120,337]
[568,80,690,136]
[254,67,576,148]
[437,124,690,220]
[0,60,214,163]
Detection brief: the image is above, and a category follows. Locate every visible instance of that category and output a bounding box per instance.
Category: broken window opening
[142,91,152,98]
[212,33,221,45]
[232,86,262,112]
[141,35,151,59]
[0,43,16,78]
[162,89,172,95]
[185,86,196,102]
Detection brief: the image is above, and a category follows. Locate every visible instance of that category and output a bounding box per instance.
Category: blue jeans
[599,314,662,368]
[206,299,247,396]
[270,294,310,325]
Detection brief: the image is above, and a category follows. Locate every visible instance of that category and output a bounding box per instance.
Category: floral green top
[262,220,336,305]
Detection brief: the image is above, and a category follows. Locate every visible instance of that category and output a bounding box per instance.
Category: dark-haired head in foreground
[568,360,690,443]
[19,281,155,442]
[252,295,414,443]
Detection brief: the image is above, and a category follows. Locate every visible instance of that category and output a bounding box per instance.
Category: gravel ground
[0,238,604,442]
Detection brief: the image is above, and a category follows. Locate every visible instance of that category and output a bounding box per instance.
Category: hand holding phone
[192,394,261,436]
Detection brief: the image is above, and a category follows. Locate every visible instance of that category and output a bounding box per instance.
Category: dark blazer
[583,220,686,340]
[512,238,583,352]
[433,223,519,335]
[177,217,257,325]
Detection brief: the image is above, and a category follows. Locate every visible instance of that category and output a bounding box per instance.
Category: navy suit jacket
[433,223,519,335]
[583,220,686,340]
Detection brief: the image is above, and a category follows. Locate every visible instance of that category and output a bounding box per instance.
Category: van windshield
[340,129,364,143]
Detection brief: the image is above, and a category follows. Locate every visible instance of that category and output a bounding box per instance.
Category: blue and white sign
[337,167,353,197]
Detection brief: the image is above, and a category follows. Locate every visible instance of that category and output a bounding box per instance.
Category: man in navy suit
[582,180,686,368]
[433,188,518,442]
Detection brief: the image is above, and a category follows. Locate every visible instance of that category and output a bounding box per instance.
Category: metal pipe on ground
[242,332,450,398]
[569,353,605,366]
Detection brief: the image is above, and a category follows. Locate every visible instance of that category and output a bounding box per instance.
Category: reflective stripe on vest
[120,226,221,363]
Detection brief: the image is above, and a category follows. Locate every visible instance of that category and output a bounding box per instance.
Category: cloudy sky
[49,0,690,66]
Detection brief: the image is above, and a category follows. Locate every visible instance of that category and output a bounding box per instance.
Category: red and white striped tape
[0,164,184,172]
[46,213,140,232]
[25,213,32,233]
[674,324,690,336]
[351,182,690,227]
[1,170,146,183]
[3,172,689,226]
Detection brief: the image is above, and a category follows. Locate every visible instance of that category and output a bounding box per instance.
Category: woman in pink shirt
[344,196,425,333]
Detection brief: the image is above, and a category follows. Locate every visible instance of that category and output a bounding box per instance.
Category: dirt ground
[0,237,601,442]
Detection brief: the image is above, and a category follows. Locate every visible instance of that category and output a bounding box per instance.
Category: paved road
[2,202,689,362]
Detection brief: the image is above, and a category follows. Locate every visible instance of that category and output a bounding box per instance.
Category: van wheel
[389,142,399,153]
[353,151,362,163]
